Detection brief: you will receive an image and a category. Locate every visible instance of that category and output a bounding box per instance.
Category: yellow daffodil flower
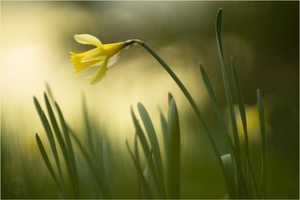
[70,34,139,84]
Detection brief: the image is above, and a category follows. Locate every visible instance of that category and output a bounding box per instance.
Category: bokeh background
[1,1,298,198]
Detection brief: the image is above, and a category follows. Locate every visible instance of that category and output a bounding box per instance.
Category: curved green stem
[133,40,226,179]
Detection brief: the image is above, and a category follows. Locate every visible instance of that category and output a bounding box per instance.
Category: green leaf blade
[126,140,152,198]
[35,133,64,196]
[44,93,71,173]
[230,57,249,152]
[130,107,160,195]
[221,153,236,198]
[257,89,266,198]
[166,97,180,199]
[215,8,240,158]
[137,103,166,198]
[199,64,235,151]
[101,140,115,198]
[159,109,168,153]
[33,96,62,177]
[55,102,79,198]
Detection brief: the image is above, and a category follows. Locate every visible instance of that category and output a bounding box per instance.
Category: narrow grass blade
[199,64,235,152]
[143,165,149,183]
[200,64,250,196]
[44,93,70,177]
[68,129,106,197]
[33,97,62,177]
[126,140,152,198]
[229,57,249,151]
[134,134,152,198]
[134,134,143,198]
[159,109,168,153]
[55,102,79,197]
[215,8,241,161]
[130,107,160,193]
[230,57,258,196]
[82,94,95,155]
[101,140,115,198]
[131,107,151,157]
[144,148,154,182]
[257,89,266,198]
[199,64,218,107]
[221,154,236,198]
[35,133,64,196]
[168,93,173,105]
[166,97,180,199]
[216,9,248,197]
[45,83,55,105]
[137,103,166,198]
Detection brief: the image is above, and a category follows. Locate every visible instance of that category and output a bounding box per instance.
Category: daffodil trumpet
[70,34,143,84]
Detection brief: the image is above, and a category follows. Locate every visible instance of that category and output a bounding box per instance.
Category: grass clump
[127,93,181,198]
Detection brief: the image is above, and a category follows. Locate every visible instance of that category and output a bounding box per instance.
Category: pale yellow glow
[235,104,270,143]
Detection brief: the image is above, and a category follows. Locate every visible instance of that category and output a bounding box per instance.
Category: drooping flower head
[70,34,139,84]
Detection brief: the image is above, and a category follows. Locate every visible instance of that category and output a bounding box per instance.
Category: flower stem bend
[135,40,224,171]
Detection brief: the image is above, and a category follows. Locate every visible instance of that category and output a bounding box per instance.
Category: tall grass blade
[144,149,154,182]
[137,103,166,197]
[126,140,152,198]
[68,129,105,197]
[82,94,95,155]
[35,133,64,196]
[101,140,115,198]
[134,134,143,197]
[44,93,66,153]
[230,57,258,197]
[130,107,151,158]
[166,97,180,198]
[229,57,249,153]
[44,93,70,179]
[33,97,62,177]
[55,102,79,197]
[168,93,173,104]
[199,64,235,152]
[221,154,237,198]
[257,89,266,198]
[130,107,160,194]
[216,8,247,197]
[134,134,153,198]
[215,8,241,161]
[159,109,168,153]
[200,61,249,198]
[45,83,55,105]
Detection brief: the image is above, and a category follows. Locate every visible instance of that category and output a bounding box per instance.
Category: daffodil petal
[70,51,102,73]
[107,53,120,68]
[74,34,102,46]
[82,47,106,62]
[90,59,108,84]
